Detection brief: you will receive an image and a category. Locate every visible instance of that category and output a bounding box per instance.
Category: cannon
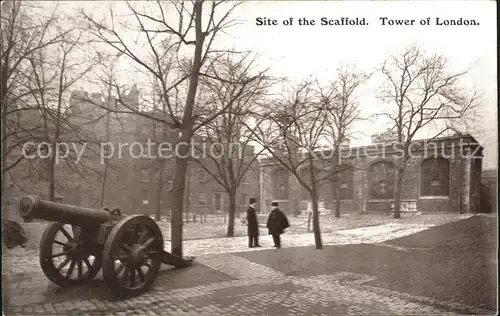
[18,196,193,297]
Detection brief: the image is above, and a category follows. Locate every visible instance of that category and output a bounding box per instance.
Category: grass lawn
[236,215,498,311]
[7,212,469,251]
[156,212,462,240]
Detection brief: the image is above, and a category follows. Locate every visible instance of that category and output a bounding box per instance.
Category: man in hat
[246,198,261,248]
[266,201,290,249]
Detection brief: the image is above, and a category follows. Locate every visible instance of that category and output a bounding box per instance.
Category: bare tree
[148,79,174,222]
[1,1,69,207]
[191,53,275,237]
[91,58,127,208]
[318,66,370,218]
[24,19,99,201]
[378,45,479,218]
[251,79,343,250]
[82,1,242,257]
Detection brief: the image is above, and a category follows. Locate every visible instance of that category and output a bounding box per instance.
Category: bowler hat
[271,201,279,207]
[249,198,256,204]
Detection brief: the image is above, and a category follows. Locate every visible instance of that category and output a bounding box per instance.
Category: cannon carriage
[18,196,193,297]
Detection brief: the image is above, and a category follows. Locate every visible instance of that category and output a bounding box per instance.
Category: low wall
[417,198,453,213]
[367,200,392,213]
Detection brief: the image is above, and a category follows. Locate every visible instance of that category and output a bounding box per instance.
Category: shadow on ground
[235,215,497,311]
[3,261,236,307]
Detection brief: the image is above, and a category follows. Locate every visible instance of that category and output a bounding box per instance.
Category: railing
[389,200,418,214]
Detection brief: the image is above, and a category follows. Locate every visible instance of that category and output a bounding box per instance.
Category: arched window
[420,157,450,196]
[369,161,395,199]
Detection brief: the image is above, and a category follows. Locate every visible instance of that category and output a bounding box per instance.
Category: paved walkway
[164,218,469,257]
[4,214,495,315]
[3,216,471,274]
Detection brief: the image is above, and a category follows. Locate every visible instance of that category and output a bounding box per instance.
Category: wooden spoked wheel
[102,215,163,297]
[39,222,102,287]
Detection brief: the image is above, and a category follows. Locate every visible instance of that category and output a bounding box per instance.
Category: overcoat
[246,206,259,235]
[266,208,290,235]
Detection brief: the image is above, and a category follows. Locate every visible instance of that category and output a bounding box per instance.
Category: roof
[258,134,483,164]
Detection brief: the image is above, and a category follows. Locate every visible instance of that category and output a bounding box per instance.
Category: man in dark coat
[266,201,290,249]
[246,198,261,248]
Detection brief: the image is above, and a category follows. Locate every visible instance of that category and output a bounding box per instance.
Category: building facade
[259,134,483,215]
[8,85,484,218]
[131,148,260,217]
[5,85,260,219]
[481,168,497,213]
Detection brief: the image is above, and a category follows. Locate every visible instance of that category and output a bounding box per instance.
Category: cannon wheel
[102,215,163,297]
[39,222,102,287]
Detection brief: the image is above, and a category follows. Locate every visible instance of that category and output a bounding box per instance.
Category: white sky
[74,1,497,168]
[224,1,497,167]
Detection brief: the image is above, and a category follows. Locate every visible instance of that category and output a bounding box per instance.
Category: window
[142,190,149,205]
[214,193,223,211]
[420,157,450,196]
[39,143,50,156]
[198,170,206,181]
[241,193,247,205]
[165,168,174,179]
[37,160,50,180]
[141,168,150,182]
[369,161,395,199]
[154,124,163,137]
[199,193,207,205]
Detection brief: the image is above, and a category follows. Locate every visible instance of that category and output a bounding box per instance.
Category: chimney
[371,130,399,144]
[126,84,140,108]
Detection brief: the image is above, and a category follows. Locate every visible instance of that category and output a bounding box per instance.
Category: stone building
[68,86,260,217]
[259,133,483,215]
[6,85,260,219]
[481,168,497,213]
[131,142,260,217]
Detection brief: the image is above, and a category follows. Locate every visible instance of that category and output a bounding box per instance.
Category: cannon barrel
[19,196,114,227]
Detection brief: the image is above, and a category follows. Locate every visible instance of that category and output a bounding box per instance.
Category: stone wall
[417,198,453,213]
[259,135,483,215]
[481,169,497,213]
[327,200,356,213]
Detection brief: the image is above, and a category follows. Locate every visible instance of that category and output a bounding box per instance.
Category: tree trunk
[154,158,165,221]
[48,142,57,201]
[100,99,111,208]
[183,164,190,222]
[311,191,323,249]
[170,0,204,258]
[99,162,108,207]
[1,118,7,211]
[171,145,188,257]
[393,163,406,219]
[333,144,341,218]
[335,186,341,218]
[226,190,236,237]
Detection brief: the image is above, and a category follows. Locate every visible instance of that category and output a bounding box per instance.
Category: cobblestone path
[4,214,496,315]
[5,254,494,315]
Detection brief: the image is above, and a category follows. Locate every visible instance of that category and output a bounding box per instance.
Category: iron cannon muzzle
[18,195,38,222]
